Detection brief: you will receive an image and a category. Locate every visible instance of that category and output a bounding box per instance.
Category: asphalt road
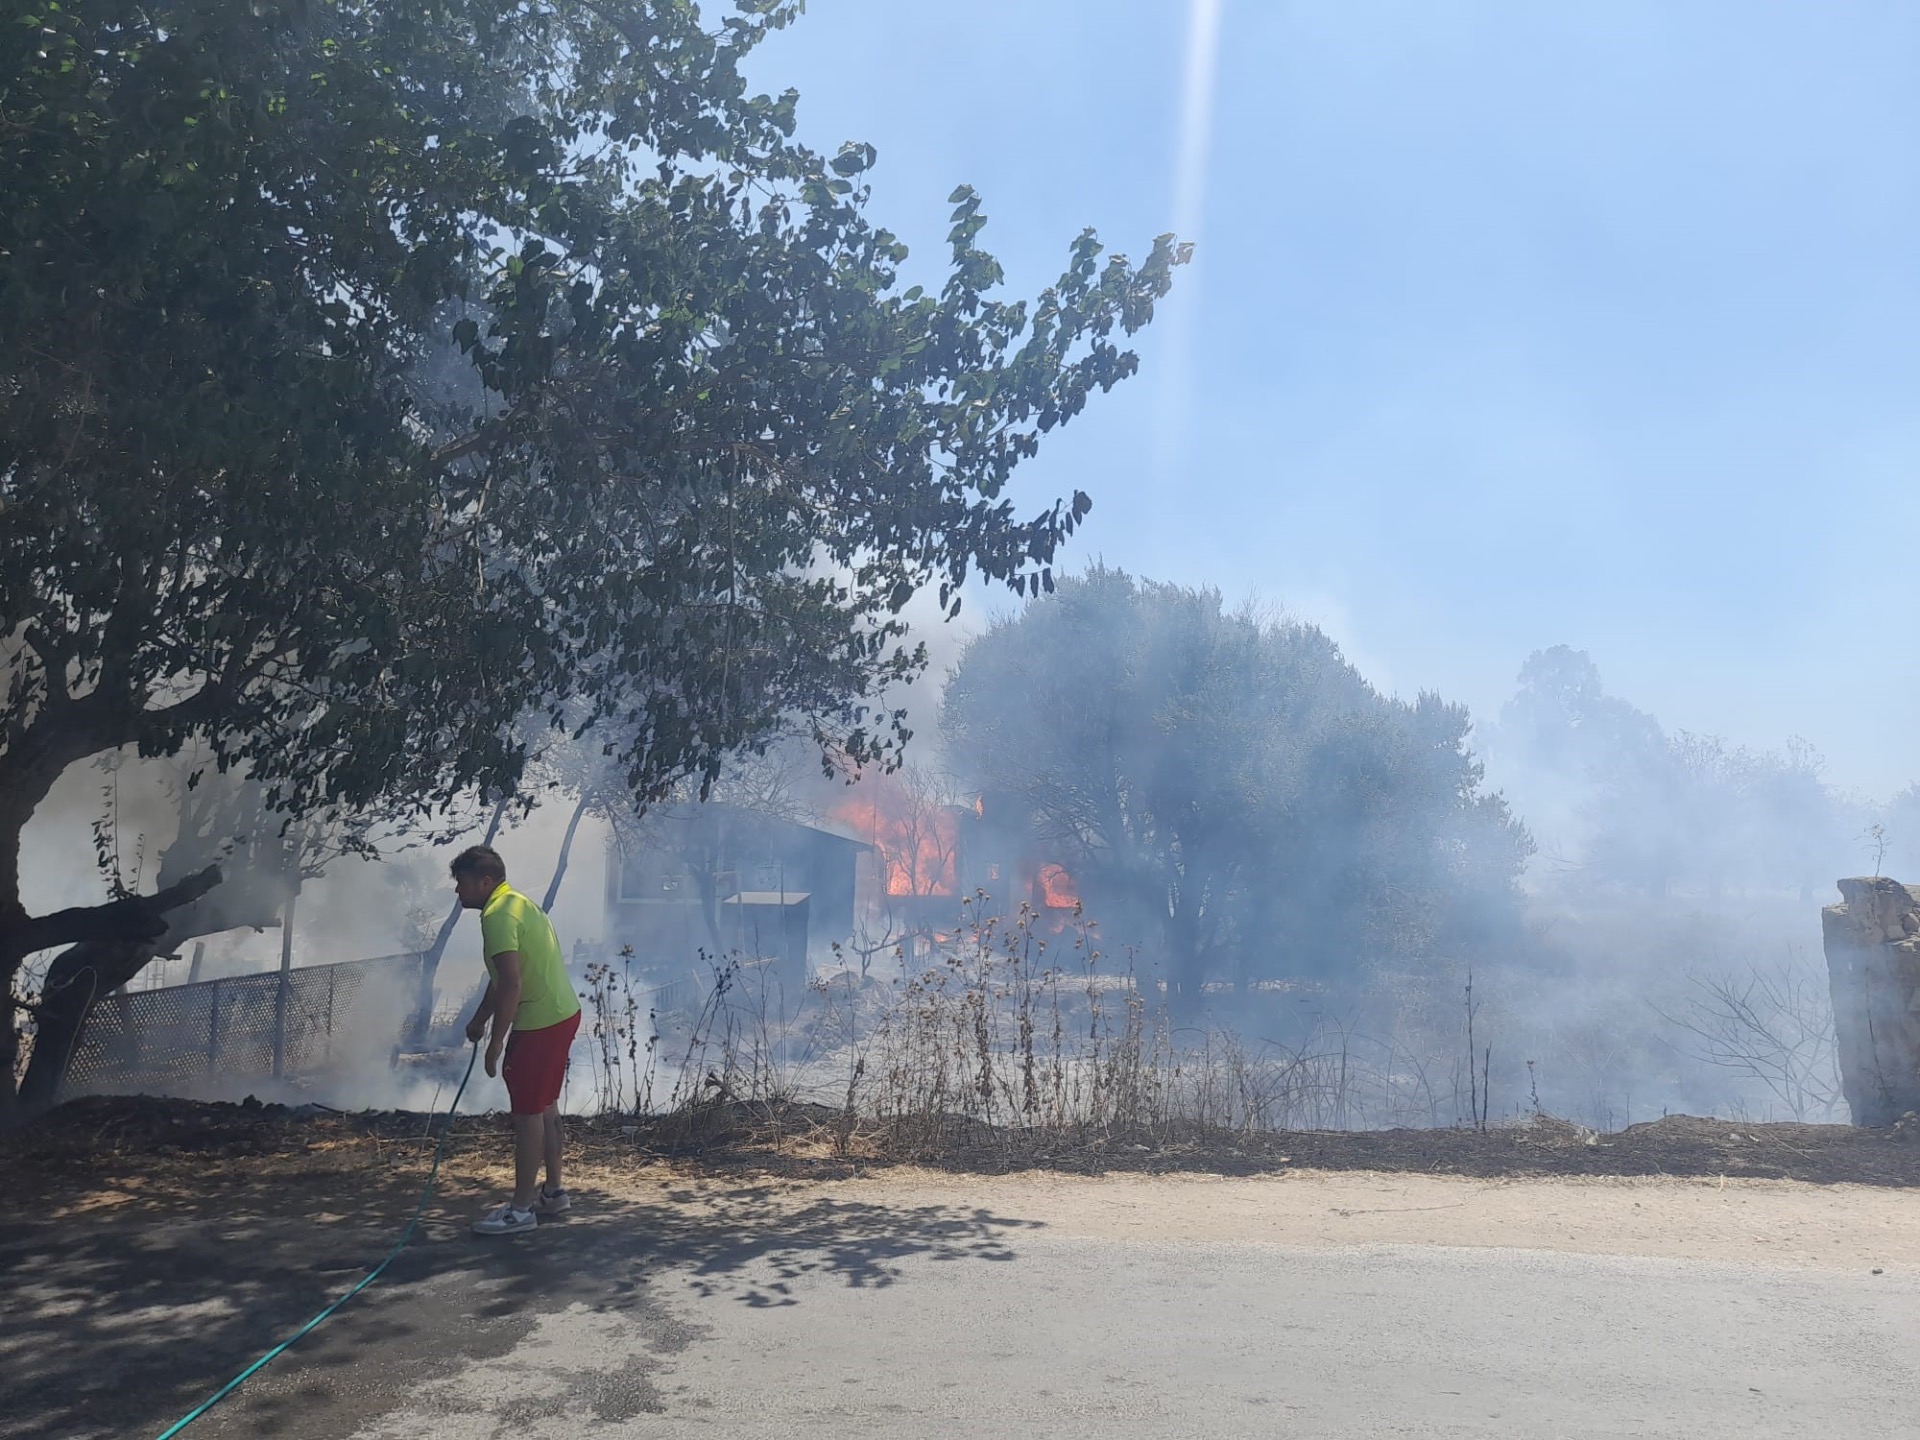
[12,1173,1918,1440]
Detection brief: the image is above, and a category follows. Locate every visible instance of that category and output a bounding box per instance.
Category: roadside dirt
[10,1094,1915,1278]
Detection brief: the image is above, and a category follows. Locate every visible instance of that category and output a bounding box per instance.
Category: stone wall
[1821,877,1920,1126]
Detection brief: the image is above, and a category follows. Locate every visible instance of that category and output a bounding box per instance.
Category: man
[451,844,582,1236]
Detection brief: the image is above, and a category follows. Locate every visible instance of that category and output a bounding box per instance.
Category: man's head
[451,845,508,909]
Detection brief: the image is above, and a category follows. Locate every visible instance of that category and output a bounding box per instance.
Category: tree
[1655,960,1842,1122]
[1490,648,1850,898]
[0,0,1187,1107]
[1874,785,1920,882]
[941,569,1532,1007]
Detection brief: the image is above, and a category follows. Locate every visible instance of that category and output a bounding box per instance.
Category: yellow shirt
[479,883,581,1031]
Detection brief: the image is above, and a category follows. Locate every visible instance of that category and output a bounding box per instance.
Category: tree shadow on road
[646,1183,1035,1306]
[0,1161,1043,1440]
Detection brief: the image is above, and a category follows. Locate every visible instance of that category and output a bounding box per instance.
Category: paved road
[11,1173,1919,1439]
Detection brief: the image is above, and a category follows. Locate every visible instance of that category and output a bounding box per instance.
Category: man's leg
[511,1112,544,1210]
[543,1103,565,1194]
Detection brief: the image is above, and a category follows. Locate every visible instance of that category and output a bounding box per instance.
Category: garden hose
[152,1040,480,1439]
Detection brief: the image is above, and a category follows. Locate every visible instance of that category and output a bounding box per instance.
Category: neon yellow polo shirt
[479,883,581,1032]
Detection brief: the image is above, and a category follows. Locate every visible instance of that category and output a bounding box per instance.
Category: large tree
[941,569,1531,1005]
[0,0,1186,1107]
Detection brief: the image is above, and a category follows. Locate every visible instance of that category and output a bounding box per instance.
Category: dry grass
[579,900,1633,1163]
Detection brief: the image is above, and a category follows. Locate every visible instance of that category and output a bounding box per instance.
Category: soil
[6,1092,1920,1207]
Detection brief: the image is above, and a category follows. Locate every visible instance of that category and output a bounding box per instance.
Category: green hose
[152,1041,480,1439]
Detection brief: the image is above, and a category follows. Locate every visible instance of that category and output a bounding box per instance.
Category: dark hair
[450,844,507,883]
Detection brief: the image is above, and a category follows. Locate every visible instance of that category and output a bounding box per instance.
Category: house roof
[624,801,871,850]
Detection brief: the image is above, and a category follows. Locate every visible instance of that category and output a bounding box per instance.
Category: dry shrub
[585,895,1548,1157]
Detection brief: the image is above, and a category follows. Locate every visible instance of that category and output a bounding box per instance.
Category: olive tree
[942,569,1531,1007]
[0,0,1186,1107]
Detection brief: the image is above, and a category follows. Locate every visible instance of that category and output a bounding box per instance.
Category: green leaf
[829,141,876,176]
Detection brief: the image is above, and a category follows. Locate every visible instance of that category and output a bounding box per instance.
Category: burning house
[826,773,1083,967]
[602,804,867,982]
[600,774,1087,982]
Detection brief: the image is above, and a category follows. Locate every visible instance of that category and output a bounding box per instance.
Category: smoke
[21,777,613,980]
[14,743,622,1111]
[779,576,1868,1133]
[18,749,181,917]
[1457,645,1882,1125]
[17,596,1896,1128]
[912,588,1887,1128]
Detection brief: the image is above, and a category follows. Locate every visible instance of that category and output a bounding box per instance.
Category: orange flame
[1037,862,1079,909]
[828,774,959,897]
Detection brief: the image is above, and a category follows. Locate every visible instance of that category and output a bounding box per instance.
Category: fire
[827,772,960,897]
[1038,862,1079,909]
[825,773,1078,913]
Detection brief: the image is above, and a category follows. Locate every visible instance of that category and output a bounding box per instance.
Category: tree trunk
[0,873,218,957]
[689,856,727,958]
[0,693,139,1106]
[1162,896,1208,1018]
[543,793,591,912]
[679,812,728,958]
[407,797,509,1043]
[0,864,222,1115]
[9,848,303,1113]
[15,939,154,1111]
[1,985,22,1110]
[272,893,297,1080]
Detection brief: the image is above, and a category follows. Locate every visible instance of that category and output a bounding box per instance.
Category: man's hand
[484,1037,503,1078]
[465,979,497,1046]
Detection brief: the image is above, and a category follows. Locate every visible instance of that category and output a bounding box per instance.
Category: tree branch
[15,864,223,956]
[141,642,285,734]
[17,623,69,693]
[429,406,529,470]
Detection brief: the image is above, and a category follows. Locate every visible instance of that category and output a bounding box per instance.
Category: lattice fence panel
[64,954,427,1096]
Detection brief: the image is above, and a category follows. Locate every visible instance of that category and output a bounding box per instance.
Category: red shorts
[501,1010,580,1115]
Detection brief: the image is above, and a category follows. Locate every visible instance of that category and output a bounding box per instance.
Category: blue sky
[748,2,1920,796]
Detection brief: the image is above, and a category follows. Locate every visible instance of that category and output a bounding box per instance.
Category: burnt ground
[5,1095,1920,1439]
[10,1092,1920,1195]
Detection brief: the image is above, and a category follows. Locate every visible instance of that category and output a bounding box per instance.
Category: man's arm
[464,981,498,1044]
[483,951,523,1077]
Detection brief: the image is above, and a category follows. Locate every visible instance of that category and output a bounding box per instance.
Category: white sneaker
[531,1186,571,1216]
[472,1202,538,1236]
